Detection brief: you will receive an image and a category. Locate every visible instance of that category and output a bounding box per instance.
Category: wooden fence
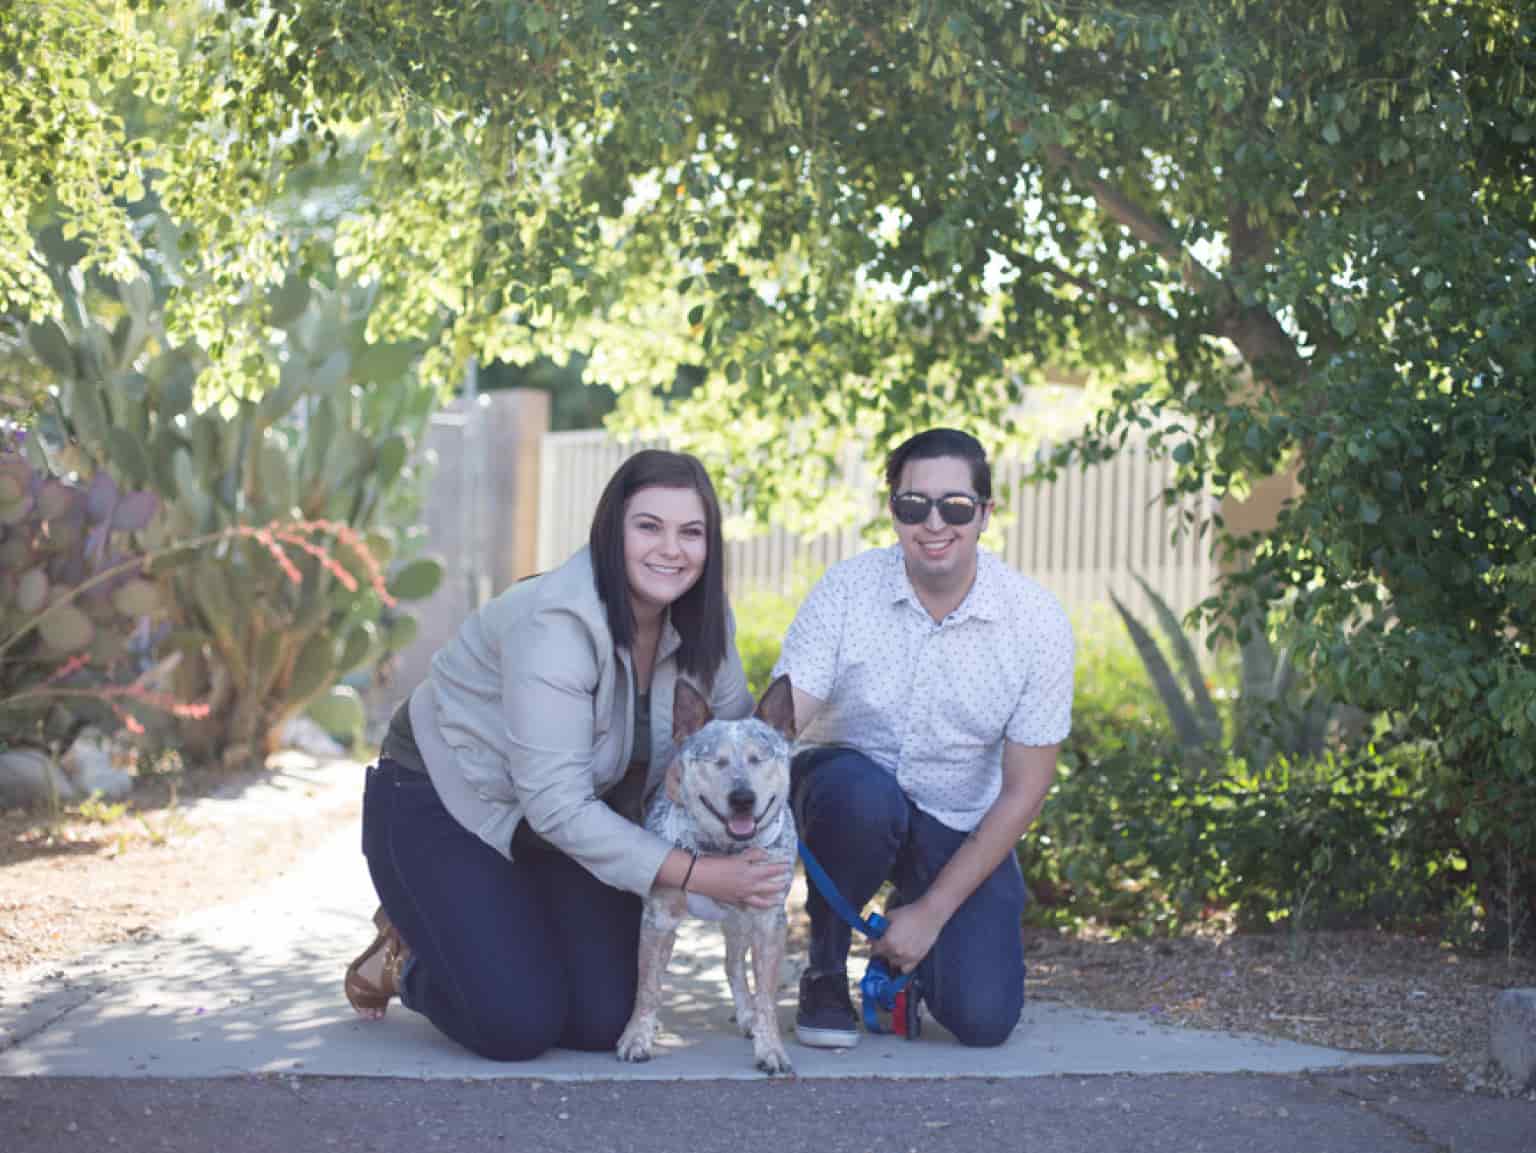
[536,428,1219,621]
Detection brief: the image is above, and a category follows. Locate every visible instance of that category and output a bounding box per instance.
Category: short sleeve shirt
[773,546,1074,831]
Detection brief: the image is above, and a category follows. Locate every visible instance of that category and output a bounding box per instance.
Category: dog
[615,674,798,1075]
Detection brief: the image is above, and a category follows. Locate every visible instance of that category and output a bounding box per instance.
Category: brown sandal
[344,907,412,1016]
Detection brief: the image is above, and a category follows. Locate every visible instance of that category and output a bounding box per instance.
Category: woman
[343,450,789,1060]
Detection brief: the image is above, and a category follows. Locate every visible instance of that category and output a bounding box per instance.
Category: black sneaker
[796,970,860,1048]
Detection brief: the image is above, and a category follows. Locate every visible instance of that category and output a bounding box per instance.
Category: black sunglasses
[889,491,982,526]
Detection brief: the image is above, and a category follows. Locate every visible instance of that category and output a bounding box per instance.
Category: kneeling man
[776,428,1074,1048]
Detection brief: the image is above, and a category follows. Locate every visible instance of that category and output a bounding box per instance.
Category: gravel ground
[1025,926,1536,1094]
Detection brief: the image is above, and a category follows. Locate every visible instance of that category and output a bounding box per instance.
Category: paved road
[4,1066,1532,1152]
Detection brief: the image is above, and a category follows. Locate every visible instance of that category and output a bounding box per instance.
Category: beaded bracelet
[681,849,699,892]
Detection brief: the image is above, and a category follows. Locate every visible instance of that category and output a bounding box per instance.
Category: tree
[7,1,1533,926]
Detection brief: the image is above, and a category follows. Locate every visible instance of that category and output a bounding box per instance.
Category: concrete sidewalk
[0,778,1441,1084]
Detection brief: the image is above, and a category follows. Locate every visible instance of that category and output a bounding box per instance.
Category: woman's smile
[623,486,708,616]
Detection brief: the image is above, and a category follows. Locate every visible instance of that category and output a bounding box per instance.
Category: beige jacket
[407,547,753,895]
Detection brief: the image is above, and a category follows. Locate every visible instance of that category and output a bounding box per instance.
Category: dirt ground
[3,753,1533,1096]
[0,751,364,974]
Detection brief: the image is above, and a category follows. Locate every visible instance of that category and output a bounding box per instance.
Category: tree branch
[1039,140,1226,297]
[1033,140,1307,388]
[1226,198,1274,270]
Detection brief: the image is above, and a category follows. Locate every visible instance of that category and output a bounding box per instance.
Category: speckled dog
[616,674,797,1075]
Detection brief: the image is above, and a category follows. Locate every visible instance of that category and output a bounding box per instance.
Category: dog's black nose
[727,787,756,813]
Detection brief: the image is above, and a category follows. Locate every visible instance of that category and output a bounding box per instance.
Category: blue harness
[797,840,920,1037]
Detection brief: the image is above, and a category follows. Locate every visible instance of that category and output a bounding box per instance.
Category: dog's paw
[615,1018,657,1063]
[754,1044,794,1077]
[734,1007,756,1038]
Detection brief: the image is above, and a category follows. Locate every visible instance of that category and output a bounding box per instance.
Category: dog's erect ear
[672,678,714,744]
[753,674,796,740]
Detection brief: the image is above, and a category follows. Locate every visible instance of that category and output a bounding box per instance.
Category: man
[773,428,1074,1048]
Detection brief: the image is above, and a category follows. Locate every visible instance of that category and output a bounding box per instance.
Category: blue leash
[797,839,919,1037]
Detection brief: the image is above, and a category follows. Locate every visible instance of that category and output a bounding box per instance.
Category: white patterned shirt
[773,545,1074,831]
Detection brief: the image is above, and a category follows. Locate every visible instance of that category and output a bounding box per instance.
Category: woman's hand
[690,848,791,909]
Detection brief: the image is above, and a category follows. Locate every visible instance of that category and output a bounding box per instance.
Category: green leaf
[67,377,110,449]
[336,620,378,675]
[257,380,302,427]
[387,557,444,601]
[354,341,417,384]
[111,578,162,617]
[28,321,76,378]
[107,427,151,488]
[39,603,95,654]
[306,684,365,741]
[384,613,418,653]
[1110,592,1209,753]
[302,399,338,484]
[1132,573,1222,744]
[288,631,336,703]
[154,351,197,417]
[374,433,408,487]
[256,438,296,517]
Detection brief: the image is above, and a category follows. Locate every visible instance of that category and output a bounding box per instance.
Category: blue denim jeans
[792,747,1028,1047]
[360,758,641,1061]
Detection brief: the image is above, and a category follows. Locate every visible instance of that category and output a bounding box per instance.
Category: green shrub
[1025,737,1467,943]
[1028,611,1476,946]
[732,578,817,699]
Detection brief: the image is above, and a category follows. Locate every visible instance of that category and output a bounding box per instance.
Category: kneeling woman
[343,450,789,1060]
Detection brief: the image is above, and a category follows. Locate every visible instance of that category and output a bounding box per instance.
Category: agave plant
[1110,573,1224,758]
[1113,572,1372,769]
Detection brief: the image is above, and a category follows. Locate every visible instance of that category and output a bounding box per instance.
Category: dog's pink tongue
[728,815,756,838]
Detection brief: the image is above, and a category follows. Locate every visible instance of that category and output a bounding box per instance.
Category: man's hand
[869,900,946,974]
[878,742,1059,970]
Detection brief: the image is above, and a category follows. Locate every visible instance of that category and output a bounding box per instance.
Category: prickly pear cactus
[0,444,164,746]
[27,269,441,768]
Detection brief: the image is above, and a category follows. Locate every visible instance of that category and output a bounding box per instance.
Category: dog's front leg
[616,892,684,1063]
[723,920,755,1037]
[748,908,793,1075]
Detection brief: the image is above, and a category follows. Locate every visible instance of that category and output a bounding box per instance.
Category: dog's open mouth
[702,794,777,842]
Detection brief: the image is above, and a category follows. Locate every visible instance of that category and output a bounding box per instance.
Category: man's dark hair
[883,428,992,502]
[589,449,727,686]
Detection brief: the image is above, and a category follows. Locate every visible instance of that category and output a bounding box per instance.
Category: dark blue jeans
[360,758,641,1061]
[793,747,1028,1047]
